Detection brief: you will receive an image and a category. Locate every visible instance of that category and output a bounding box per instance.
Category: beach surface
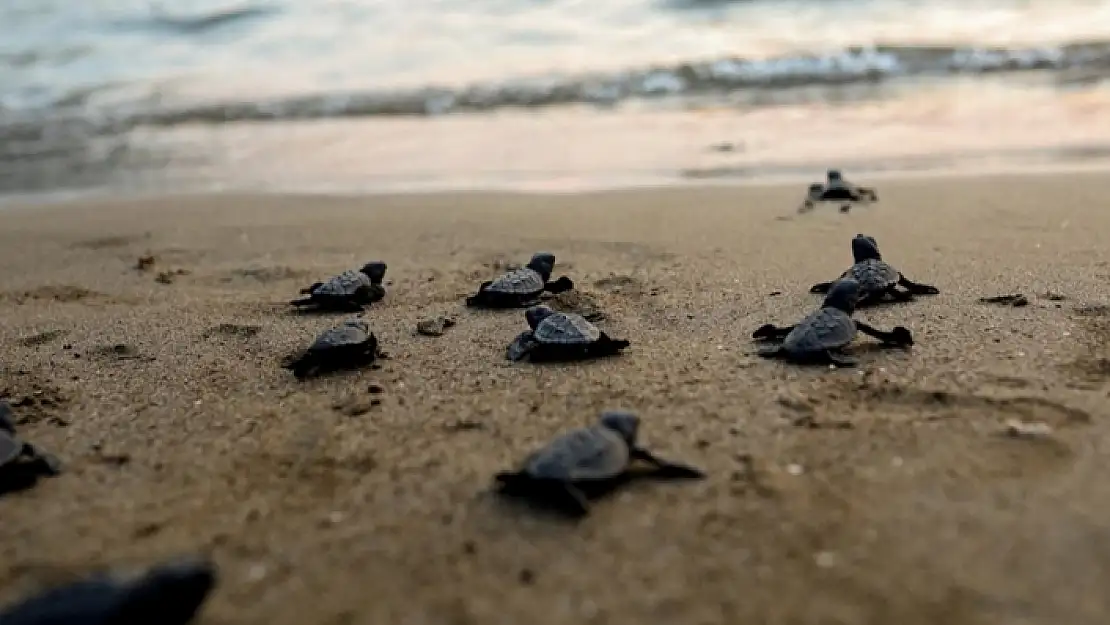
[2,172,1110,624]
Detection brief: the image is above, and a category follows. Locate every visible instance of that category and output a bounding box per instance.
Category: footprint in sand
[17,329,67,347]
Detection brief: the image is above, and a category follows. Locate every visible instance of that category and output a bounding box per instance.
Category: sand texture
[2,172,1110,624]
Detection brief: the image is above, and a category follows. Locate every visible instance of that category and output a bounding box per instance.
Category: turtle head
[851,234,881,261]
[525,252,556,281]
[823,278,860,314]
[114,557,216,624]
[599,410,640,445]
[359,261,388,285]
[524,305,556,330]
[827,169,843,182]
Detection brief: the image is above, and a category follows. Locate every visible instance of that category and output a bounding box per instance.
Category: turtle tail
[286,353,320,380]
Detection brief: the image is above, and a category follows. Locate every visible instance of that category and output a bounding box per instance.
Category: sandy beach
[2,171,1110,624]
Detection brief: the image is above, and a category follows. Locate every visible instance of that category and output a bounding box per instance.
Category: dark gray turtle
[282,319,383,379]
[494,410,706,517]
[291,261,387,312]
[800,169,878,213]
[809,234,940,306]
[507,306,629,363]
[0,400,61,496]
[465,253,575,309]
[752,278,913,367]
[0,557,215,625]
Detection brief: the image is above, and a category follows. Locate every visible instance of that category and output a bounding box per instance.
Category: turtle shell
[782,307,856,355]
[819,180,860,201]
[533,312,601,345]
[845,259,899,295]
[308,320,372,352]
[313,270,371,297]
[522,424,630,481]
[486,267,545,295]
[1,432,21,466]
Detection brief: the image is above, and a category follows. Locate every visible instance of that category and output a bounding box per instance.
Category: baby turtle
[494,410,706,517]
[0,401,61,496]
[465,252,575,308]
[809,234,940,306]
[507,306,630,362]
[752,278,913,367]
[282,319,383,379]
[291,261,387,312]
[0,556,215,625]
[799,169,878,213]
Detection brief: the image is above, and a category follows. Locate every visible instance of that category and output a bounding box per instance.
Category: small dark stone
[518,568,535,585]
[462,541,477,555]
[368,385,384,394]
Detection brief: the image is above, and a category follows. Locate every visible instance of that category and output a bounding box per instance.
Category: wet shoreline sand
[2,172,1110,624]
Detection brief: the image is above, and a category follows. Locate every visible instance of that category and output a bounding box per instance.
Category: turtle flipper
[465,281,494,307]
[809,281,834,294]
[858,187,878,201]
[494,473,590,517]
[23,444,62,476]
[593,333,630,357]
[756,344,785,359]
[507,332,538,362]
[855,321,914,347]
[898,275,940,295]
[629,447,706,480]
[839,204,852,213]
[544,276,575,294]
[298,282,324,295]
[289,297,316,307]
[285,352,321,379]
[825,350,858,368]
[884,287,915,303]
[752,323,794,340]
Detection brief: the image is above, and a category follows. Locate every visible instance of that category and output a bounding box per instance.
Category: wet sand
[1,171,1110,624]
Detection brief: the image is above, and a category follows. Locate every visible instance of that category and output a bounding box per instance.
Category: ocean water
[4,0,1110,198]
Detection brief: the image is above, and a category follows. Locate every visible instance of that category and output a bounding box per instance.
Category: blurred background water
[4,0,1110,199]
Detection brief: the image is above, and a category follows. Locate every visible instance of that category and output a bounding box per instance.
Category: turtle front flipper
[855,321,914,347]
[507,332,538,362]
[752,323,794,340]
[23,443,62,476]
[494,473,590,517]
[544,276,575,294]
[883,287,914,303]
[809,281,834,294]
[629,447,706,480]
[858,187,878,201]
[898,275,940,295]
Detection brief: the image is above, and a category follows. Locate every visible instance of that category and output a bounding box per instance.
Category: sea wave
[6,41,1110,132]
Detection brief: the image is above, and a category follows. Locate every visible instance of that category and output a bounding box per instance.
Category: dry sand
[1,171,1110,625]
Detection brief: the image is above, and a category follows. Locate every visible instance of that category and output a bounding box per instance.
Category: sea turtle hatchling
[0,556,216,625]
[752,278,914,367]
[291,261,387,312]
[494,410,706,517]
[282,319,384,379]
[507,306,630,362]
[799,169,878,213]
[0,400,62,496]
[808,234,940,306]
[465,252,575,309]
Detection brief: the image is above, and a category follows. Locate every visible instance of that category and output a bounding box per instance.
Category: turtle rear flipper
[825,350,858,368]
[592,333,630,357]
[298,282,324,295]
[898,275,940,295]
[285,352,321,379]
[289,296,316,307]
[544,276,575,294]
[856,321,913,347]
[756,344,785,359]
[507,332,538,362]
